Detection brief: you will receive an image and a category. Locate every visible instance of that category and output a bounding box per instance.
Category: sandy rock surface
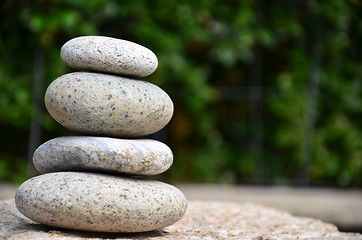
[1,199,361,240]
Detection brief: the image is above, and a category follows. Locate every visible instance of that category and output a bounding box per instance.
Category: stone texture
[45,72,173,137]
[176,184,362,231]
[33,136,173,175]
[61,36,158,77]
[2,200,361,240]
[15,172,187,233]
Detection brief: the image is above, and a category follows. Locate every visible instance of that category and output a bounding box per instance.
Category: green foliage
[0,154,28,185]
[0,0,361,186]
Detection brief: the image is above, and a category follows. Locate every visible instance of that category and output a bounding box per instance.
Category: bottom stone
[15,172,187,232]
[1,200,361,240]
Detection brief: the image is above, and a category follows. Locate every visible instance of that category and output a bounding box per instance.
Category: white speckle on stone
[33,136,173,175]
[44,72,173,137]
[60,36,158,77]
[90,152,99,162]
[15,172,187,233]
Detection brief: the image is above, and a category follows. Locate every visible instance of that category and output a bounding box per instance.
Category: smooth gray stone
[33,136,173,175]
[15,172,187,233]
[61,36,158,77]
[45,72,173,137]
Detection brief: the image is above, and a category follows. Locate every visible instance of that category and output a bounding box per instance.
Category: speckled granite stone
[60,36,158,77]
[15,172,187,233]
[3,200,361,239]
[33,136,173,175]
[45,72,173,137]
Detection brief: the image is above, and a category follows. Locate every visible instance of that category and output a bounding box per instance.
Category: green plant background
[0,0,361,186]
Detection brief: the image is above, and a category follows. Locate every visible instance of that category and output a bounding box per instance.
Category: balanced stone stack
[15,36,187,233]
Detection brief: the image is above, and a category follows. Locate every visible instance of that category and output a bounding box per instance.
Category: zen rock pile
[15,36,187,233]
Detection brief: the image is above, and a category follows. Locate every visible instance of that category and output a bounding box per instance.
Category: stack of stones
[15,36,187,233]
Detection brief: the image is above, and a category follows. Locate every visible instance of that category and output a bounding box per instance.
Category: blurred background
[0,0,361,231]
[1,0,361,186]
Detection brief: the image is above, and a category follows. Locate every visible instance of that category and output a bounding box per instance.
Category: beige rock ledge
[1,199,361,240]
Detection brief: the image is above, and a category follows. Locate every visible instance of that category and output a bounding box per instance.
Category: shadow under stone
[20,223,168,239]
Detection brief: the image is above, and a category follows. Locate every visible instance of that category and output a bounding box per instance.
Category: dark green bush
[0,0,361,186]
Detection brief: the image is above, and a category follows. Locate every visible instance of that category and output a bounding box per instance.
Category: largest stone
[15,172,187,233]
[45,72,173,137]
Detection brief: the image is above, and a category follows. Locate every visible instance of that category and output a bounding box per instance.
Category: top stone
[60,36,158,77]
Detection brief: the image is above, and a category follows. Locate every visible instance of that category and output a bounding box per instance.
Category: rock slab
[33,136,173,175]
[61,36,158,77]
[15,172,187,233]
[1,200,361,240]
[45,72,173,137]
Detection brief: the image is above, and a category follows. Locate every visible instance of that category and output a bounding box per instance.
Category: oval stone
[33,136,173,175]
[45,72,173,137]
[15,172,188,232]
[61,36,158,77]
